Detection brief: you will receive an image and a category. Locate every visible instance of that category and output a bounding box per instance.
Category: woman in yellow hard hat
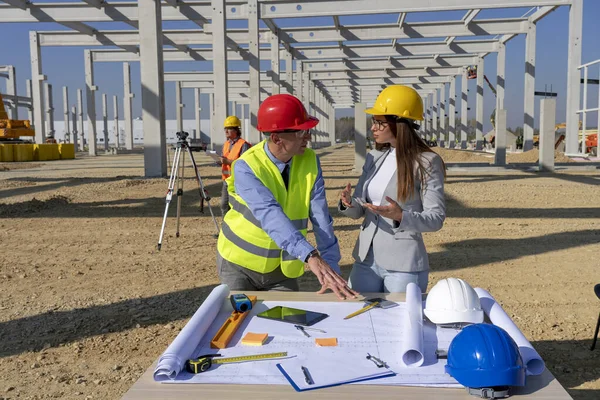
[220,115,251,216]
[338,85,446,293]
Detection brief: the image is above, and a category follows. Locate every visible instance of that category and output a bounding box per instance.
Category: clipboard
[207,151,221,163]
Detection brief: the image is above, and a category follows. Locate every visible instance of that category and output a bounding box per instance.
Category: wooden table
[122,291,573,400]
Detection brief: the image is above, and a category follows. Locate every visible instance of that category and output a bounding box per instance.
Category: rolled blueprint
[154,284,230,381]
[475,288,545,376]
[400,282,425,367]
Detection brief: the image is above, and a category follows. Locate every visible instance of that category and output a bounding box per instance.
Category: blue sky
[1,2,599,133]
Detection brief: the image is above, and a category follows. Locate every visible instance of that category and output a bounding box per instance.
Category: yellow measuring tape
[213,352,288,364]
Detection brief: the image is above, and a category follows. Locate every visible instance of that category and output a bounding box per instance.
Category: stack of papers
[276,354,395,392]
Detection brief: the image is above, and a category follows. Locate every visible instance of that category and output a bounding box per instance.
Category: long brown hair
[377,116,446,203]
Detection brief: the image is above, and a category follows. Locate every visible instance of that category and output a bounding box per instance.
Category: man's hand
[340,183,353,208]
[363,196,403,222]
[306,255,358,300]
[219,156,232,166]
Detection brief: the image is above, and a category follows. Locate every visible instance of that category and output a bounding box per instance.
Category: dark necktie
[282,164,290,189]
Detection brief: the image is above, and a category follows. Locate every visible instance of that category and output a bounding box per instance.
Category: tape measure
[185,352,288,374]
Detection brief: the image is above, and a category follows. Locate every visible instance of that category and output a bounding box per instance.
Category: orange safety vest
[222,138,251,180]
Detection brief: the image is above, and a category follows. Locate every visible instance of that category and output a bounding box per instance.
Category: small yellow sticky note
[315,338,338,347]
[241,332,268,346]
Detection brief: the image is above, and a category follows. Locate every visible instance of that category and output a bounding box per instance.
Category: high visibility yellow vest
[217,140,318,278]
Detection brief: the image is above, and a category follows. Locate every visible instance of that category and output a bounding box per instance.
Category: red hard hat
[257,94,319,132]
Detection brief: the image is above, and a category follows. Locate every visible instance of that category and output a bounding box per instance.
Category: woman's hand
[363,196,403,222]
[340,183,353,208]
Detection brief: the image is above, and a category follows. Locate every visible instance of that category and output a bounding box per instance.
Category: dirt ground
[0,145,599,400]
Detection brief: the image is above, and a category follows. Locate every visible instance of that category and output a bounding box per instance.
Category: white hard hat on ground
[424,278,484,325]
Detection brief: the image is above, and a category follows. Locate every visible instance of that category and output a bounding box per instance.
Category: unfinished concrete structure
[0,0,584,177]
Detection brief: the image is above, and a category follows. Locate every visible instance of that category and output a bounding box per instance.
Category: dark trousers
[217,251,299,291]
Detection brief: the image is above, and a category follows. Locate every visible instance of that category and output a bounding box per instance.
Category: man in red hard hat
[216,94,357,300]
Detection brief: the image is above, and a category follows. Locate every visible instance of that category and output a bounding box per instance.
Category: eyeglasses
[277,129,310,138]
[371,117,390,131]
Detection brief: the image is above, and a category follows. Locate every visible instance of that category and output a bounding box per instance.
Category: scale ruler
[213,352,288,364]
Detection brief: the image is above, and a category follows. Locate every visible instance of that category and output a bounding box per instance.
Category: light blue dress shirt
[232,141,341,274]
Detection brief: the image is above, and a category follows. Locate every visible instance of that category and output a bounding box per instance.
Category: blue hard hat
[445,324,526,389]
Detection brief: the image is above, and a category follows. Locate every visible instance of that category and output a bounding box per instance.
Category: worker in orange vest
[220,115,251,216]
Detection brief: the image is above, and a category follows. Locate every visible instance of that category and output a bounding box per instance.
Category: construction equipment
[0,93,35,141]
[210,295,258,349]
[584,131,598,156]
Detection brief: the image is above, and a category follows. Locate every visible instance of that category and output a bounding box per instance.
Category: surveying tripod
[157,131,220,250]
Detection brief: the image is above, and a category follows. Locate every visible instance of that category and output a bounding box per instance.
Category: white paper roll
[475,288,545,376]
[400,282,425,367]
[153,284,230,381]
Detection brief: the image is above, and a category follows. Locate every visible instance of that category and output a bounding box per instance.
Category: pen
[301,366,314,385]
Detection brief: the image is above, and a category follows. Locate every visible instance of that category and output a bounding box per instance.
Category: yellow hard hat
[223,115,241,128]
[365,85,424,121]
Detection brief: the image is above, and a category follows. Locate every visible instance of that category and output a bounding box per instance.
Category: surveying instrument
[157,131,219,250]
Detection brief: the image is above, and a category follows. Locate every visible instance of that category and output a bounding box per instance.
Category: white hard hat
[424,278,484,325]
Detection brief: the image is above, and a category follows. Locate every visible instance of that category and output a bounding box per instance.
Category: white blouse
[366,149,396,206]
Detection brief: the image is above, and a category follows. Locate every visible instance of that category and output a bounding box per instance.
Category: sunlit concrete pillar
[248,0,261,142]
[26,79,34,126]
[449,77,456,148]
[212,0,228,153]
[102,93,109,150]
[77,89,85,151]
[460,69,468,149]
[284,47,293,95]
[123,62,134,150]
[139,0,166,176]
[475,56,484,150]
[270,30,280,95]
[354,102,367,172]
[62,86,70,142]
[113,95,119,147]
[6,66,18,119]
[432,89,438,144]
[84,49,98,155]
[439,84,446,148]
[30,31,46,143]
[539,99,556,171]
[71,105,78,150]
[494,109,507,166]
[45,83,55,139]
[523,22,536,152]
[194,88,201,141]
[175,81,183,132]
[565,0,583,154]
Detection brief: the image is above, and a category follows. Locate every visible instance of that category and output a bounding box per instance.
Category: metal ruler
[212,352,288,364]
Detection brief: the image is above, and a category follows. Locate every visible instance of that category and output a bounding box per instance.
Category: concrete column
[26,80,34,126]
[123,62,134,150]
[330,102,336,146]
[102,93,109,150]
[523,22,536,151]
[248,0,261,142]
[565,0,583,154]
[449,77,456,148]
[84,49,98,155]
[194,88,201,141]
[139,0,167,177]
[460,69,468,149]
[71,105,78,150]
[232,101,237,116]
[6,66,18,119]
[175,81,183,132]
[296,63,303,100]
[284,48,293,95]
[354,102,367,172]
[62,87,70,142]
[494,109,507,166]
[302,70,310,115]
[496,42,506,115]
[439,84,446,148]
[475,56,484,150]
[212,0,228,154]
[77,89,85,151]
[539,98,556,171]
[45,83,55,139]
[209,92,215,147]
[113,95,119,147]
[270,30,280,95]
[432,89,438,144]
[241,103,246,138]
[30,31,46,143]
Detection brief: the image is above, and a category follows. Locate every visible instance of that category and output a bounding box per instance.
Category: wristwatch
[304,249,319,263]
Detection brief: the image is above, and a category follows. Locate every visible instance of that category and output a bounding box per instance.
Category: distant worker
[339,85,446,293]
[219,116,251,216]
[216,94,357,300]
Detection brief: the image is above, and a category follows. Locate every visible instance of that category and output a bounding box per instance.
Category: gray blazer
[338,148,446,272]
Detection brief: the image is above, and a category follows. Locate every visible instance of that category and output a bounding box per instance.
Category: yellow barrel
[0,144,14,162]
[13,143,34,162]
[58,143,75,159]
